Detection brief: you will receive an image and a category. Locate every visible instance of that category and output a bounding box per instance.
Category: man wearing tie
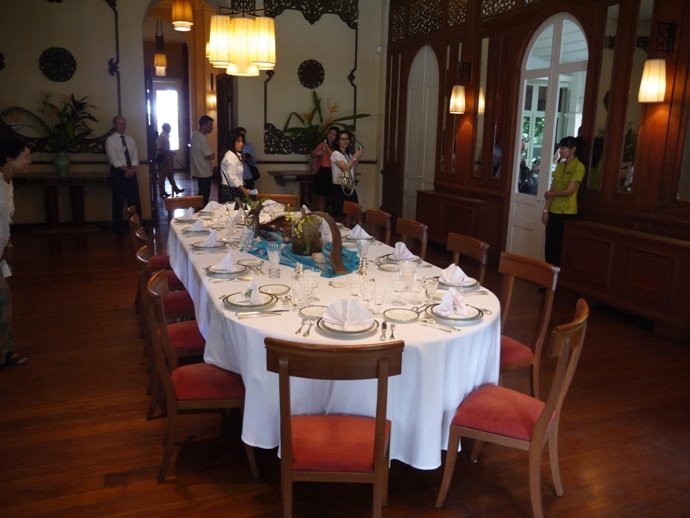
[105,116,141,235]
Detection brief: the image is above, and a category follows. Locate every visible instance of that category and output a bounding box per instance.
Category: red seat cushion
[165,269,184,289]
[150,254,171,270]
[499,335,534,369]
[291,415,391,472]
[162,290,195,316]
[172,363,245,400]
[167,320,205,354]
[451,384,546,441]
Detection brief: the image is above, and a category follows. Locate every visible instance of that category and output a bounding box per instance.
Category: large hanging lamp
[172,0,193,32]
[208,14,233,69]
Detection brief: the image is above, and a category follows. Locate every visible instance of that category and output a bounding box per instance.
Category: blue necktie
[121,135,132,168]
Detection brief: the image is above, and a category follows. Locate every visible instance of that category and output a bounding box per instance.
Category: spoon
[389,323,396,340]
[379,321,387,341]
[295,319,307,334]
[302,320,314,337]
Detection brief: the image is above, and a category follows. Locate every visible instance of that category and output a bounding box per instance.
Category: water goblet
[356,238,371,260]
[240,226,255,252]
[349,275,362,298]
[304,269,321,302]
[392,272,406,306]
[372,285,386,315]
[359,279,375,310]
[410,277,425,305]
[267,242,283,279]
[424,277,439,302]
[399,259,417,283]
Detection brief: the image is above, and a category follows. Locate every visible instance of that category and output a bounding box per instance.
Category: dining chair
[364,208,392,245]
[164,195,204,221]
[130,214,171,270]
[498,251,560,399]
[342,200,362,228]
[265,337,405,518]
[446,232,489,285]
[395,217,428,260]
[147,271,258,483]
[434,299,589,518]
[262,193,298,207]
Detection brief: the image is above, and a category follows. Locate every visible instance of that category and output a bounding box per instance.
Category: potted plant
[0,93,98,175]
[282,91,369,154]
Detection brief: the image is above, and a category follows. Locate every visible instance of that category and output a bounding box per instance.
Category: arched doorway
[506,14,588,259]
[403,45,439,219]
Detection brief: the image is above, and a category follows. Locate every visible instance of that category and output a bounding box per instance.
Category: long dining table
[167,213,500,470]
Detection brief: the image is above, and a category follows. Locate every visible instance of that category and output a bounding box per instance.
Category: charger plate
[316,318,379,338]
[383,308,419,323]
[259,284,291,296]
[425,304,483,325]
[438,276,479,289]
[299,305,327,319]
[222,292,276,311]
[191,241,227,250]
[206,264,248,277]
[182,227,210,236]
[381,253,420,263]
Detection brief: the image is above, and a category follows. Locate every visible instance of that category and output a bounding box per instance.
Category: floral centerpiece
[291,209,323,256]
[0,93,98,174]
[238,194,269,236]
[282,91,369,154]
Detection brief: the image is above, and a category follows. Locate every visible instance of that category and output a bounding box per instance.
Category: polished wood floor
[1,182,689,516]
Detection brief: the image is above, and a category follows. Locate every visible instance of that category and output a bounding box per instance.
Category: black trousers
[330,184,358,219]
[544,213,576,266]
[196,176,213,206]
[110,167,141,233]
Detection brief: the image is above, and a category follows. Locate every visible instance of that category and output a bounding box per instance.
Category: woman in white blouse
[220,131,254,204]
[330,129,363,219]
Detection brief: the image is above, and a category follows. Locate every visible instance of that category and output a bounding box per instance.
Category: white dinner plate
[238,258,264,268]
[378,263,400,272]
[438,276,479,289]
[191,241,227,251]
[259,284,290,296]
[222,292,276,311]
[383,308,419,323]
[299,305,327,319]
[381,253,420,263]
[316,318,379,337]
[181,227,210,236]
[207,264,248,276]
[426,304,483,325]
[174,217,198,224]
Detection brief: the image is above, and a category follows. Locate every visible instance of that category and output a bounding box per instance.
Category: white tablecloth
[168,220,500,470]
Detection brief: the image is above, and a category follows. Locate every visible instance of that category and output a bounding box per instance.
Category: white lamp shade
[208,15,232,69]
[449,85,466,114]
[638,59,666,103]
[253,17,276,70]
[477,87,486,114]
[227,18,259,77]
[171,0,193,32]
[154,52,167,76]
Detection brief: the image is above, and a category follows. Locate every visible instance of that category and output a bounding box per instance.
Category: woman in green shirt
[542,136,585,266]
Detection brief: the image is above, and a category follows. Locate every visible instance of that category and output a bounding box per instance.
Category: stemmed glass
[392,272,406,306]
[240,226,254,252]
[267,242,283,279]
[359,279,375,310]
[302,269,321,302]
[372,285,385,315]
[355,238,371,260]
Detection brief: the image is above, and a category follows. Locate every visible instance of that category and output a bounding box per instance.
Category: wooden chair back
[395,217,428,260]
[164,195,204,221]
[342,200,362,228]
[446,232,489,285]
[364,208,392,245]
[262,193,298,207]
[265,338,404,517]
[129,213,144,251]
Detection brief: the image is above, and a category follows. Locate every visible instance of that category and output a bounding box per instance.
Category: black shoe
[161,192,171,198]
[173,187,185,194]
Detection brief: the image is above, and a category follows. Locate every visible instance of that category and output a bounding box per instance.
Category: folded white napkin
[214,251,235,271]
[189,218,205,231]
[435,288,469,317]
[243,279,262,304]
[393,241,415,260]
[199,229,218,247]
[228,210,242,227]
[184,207,196,219]
[349,225,371,239]
[323,299,375,331]
[203,201,222,212]
[440,263,467,285]
[259,200,285,224]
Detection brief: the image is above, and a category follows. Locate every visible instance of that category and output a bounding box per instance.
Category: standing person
[542,136,585,266]
[220,131,255,204]
[190,115,215,206]
[311,125,338,212]
[156,123,183,198]
[105,116,141,235]
[330,129,363,220]
[0,135,29,366]
[234,127,258,190]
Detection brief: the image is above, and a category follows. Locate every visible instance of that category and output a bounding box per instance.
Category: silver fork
[302,320,314,337]
[295,319,307,334]
[389,323,396,340]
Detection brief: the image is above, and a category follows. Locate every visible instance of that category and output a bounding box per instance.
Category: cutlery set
[379,322,396,341]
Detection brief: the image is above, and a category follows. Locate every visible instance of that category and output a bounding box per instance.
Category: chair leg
[528,443,545,518]
[531,363,540,400]
[434,426,462,508]
[245,444,260,480]
[281,460,292,518]
[470,439,484,462]
[158,410,177,483]
[548,417,563,495]
[382,445,391,506]
[146,370,162,420]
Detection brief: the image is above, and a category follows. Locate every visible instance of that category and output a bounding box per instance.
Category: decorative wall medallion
[39,47,76,82]
[298,59,324,89]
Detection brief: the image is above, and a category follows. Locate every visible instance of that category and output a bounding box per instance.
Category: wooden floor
[1,185,689,516]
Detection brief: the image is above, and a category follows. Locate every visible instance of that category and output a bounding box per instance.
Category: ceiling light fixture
[171,0,193,32]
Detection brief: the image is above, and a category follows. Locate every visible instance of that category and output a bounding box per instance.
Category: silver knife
[235,310,289,317]
[236,312,282,319]
[418,321,458,333]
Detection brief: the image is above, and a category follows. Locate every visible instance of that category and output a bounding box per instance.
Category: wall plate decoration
[298,59,324,89]
[39,47,76,82]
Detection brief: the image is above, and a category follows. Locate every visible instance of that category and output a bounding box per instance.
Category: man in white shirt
[190,115,215,206]
[105,116,141,235]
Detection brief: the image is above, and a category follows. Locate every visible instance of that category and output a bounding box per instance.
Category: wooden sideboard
[560,221,690,342]
[416,190,503,265]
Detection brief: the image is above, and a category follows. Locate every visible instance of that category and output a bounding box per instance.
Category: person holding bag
[330,129,363,220]
[220,131,255,204]
[310,126,338,212]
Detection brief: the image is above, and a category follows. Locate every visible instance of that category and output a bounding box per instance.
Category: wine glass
[303,269,321,302]
[356,238,371,260]
[392,272,406,306]
[372,285,385,315]
[267,242,283,278]
[360,279,374,310]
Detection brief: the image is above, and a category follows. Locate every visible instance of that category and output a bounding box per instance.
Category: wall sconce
[153,19,167,77]
[172,0,193,32]
[638,59,666,103]
[207,73,216,110]
[449,85,466,114]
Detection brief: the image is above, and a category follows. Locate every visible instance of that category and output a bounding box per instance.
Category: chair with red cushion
[394,217,428,260]
[498,251,560,399]
[265,337,405,518]
[147,270,259,483]
[435,299,589,518]
[446,232,489,285]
